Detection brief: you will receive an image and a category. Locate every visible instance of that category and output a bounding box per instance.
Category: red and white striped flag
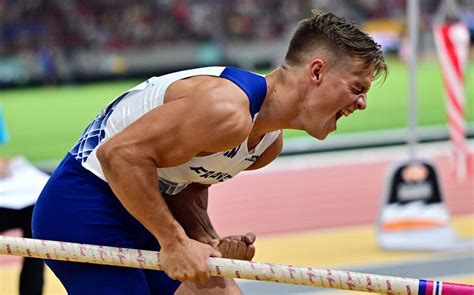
[433,22,471,181]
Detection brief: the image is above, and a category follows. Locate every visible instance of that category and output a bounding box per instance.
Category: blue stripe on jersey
[220,67,267,117]
[70,92,129,162]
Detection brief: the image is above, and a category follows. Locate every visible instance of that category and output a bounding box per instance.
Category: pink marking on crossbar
[325,269,336,288]
[386,280,394,295]
[442,282,474,294]
[249,261,256,269]
[366,276,375,292]
[307,270,316,283]
[117,248,126,265]
[235,271,241,278]
[26,249,32,257]
[79,245,87,256]
[59,242,66,251]
[136,250,145,267]
[287,266,296,279]
[266,263,276,274]
[215,266,221,275]
[345,272,355,290]
[98,246,107,261]
[425,280,434,295]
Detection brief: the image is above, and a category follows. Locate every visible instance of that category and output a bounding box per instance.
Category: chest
[184,141,259,182]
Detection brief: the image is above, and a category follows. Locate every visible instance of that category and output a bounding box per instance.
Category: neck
[250,65,305,138]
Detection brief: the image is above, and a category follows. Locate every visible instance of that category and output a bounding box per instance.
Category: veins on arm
[164,183,219,244]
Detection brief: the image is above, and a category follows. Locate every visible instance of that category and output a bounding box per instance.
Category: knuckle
[237,243,246,253]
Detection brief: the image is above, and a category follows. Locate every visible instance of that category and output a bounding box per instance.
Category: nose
[355,95,367,111]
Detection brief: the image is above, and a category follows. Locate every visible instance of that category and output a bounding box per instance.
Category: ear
[309,59,325,85]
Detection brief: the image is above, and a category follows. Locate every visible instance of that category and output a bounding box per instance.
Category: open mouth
[338,109,352,118]
[336,109,349,121]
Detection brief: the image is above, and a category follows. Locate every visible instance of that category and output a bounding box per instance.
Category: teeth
[339,110,350,117]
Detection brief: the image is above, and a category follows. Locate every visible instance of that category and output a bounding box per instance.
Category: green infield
[0,58,473,161]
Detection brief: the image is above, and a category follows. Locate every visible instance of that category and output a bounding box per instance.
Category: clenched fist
[217,232,256,261]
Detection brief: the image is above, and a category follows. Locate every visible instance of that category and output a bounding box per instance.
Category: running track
[1,142,473,294]
[208,144,473,237]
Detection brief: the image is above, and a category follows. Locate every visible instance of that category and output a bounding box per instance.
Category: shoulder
[168,74,250,110]
[167,75,254,152]
[201,78,254,149]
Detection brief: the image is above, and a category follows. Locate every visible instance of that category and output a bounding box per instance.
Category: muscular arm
[164,183,219,244]
[96,77,251,283]
[166,183,251,295]
[98,145,186,245]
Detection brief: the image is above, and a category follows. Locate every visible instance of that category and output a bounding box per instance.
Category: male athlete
[32,9,387,295]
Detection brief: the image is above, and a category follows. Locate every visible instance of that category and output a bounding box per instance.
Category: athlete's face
[303,58,373,140]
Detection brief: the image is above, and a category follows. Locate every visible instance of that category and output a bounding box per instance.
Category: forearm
[98,149,187,247]
[164,183,219,242]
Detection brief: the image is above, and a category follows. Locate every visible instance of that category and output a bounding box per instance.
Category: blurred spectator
[0,0,472,85]
[0,0,307,55]
[0,106,46,295]
[2,0,472,56]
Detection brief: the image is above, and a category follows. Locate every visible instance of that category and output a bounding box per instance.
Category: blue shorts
[32,153,180,294]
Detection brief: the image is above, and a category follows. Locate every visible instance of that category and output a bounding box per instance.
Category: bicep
[100,95,249,168]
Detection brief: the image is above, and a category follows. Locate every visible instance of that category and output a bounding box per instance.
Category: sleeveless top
[70,67,280,195]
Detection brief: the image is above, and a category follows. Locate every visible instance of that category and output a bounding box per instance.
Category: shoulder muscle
[99,77,253,168]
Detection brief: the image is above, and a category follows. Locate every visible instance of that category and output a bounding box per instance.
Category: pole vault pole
[1,236,473,294]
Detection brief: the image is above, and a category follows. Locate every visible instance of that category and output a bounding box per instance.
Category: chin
[317,133,329,140]
[306,130,328,140]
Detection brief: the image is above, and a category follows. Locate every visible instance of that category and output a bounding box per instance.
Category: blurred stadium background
[0,0,473,294]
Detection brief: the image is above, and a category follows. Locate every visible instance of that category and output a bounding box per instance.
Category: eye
[353,88,362,95]
[353,86,366,95]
